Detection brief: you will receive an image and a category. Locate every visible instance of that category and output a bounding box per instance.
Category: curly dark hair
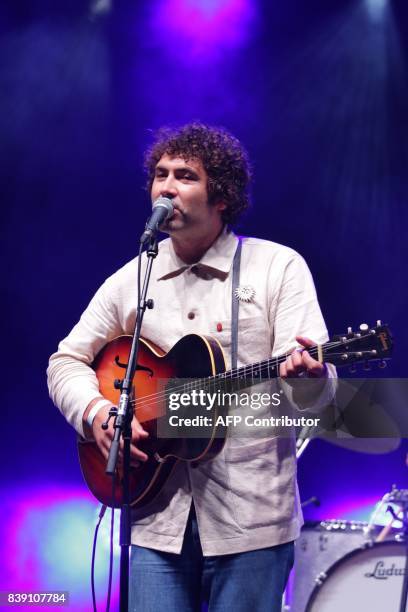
[144,122,252,226]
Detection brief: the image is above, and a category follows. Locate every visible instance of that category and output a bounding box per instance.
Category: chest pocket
[210,316,272,369]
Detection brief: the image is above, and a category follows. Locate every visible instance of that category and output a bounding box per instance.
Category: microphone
[140,196,174,244]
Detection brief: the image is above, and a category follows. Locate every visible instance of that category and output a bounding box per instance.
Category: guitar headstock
[323,321,393,371]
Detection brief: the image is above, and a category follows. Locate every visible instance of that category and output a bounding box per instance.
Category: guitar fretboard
[179,345,323,397]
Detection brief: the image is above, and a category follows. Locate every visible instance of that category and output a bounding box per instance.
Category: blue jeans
[129,507,294,612]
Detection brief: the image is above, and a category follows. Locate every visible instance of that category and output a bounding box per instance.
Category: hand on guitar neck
[279,336,328,407]
[83,398,149,467]
[279,336,327,378]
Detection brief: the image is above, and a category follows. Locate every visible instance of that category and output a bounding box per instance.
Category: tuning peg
[359,323,369,332]
[378,360,387,369]
[347,327,353,334]
[376,320,382,327]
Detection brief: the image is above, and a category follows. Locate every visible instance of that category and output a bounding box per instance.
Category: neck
[171,226,224,264]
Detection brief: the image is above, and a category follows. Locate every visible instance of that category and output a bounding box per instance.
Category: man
[48,123,336,611]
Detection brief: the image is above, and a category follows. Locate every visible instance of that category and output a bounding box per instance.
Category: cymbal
[311,378,401,454]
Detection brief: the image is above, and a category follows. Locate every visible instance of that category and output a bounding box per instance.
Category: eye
[181,172,197,181]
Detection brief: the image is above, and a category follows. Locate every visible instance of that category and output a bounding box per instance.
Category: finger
[116,451,142,468]
[132,419,149,438]
[279,361,287,377]
[289,352,307,377]
[291,348,303,369]
[98,443,109,462]
[102,428,114,441]
[286,355,300,378]
[302,351,326,377]
[131,427,149,442]
[285,354,294,377]
[118,438,149,462]
[295,336,315,349]
[130,446,149,462]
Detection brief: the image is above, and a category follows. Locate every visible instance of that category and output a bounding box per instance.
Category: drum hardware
[387,505,404,524]
[368,486,408,612]
[291,489,408,612]
[301,496,320,510]
[320,519,368,532]
[289,509,407,611]
[290,519,378,611]
[397,502,408,612]
[364,486,406,543]
[384,487,408,506]
[314,571,327,587]
[304,541,408,612]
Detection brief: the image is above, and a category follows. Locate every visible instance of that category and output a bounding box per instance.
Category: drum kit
[287,487,408,612]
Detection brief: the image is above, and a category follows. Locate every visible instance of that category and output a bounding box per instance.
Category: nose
[159,175,178,199]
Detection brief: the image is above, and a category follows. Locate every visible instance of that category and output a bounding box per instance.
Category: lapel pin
[234,285,255,303]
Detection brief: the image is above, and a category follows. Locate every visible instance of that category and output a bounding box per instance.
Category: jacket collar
[157,228,239,281]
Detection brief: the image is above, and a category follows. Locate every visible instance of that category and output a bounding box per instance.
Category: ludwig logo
[365,561,406,579]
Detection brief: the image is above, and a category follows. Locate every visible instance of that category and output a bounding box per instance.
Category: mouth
[168,207,183,221]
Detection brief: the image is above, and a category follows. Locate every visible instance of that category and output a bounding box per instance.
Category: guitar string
[128,342,329,409]
[120,334,378,412]
[128,338,378,411]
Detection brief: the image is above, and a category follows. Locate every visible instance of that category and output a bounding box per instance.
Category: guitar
[78,322,393,508]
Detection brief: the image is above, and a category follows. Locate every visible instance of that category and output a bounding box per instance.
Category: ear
[215,200,226,212]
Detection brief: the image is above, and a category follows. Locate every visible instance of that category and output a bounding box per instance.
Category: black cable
[137,242,144,323]
[106,474,116,612]
[91,504,107,612]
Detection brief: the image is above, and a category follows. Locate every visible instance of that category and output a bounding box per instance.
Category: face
[151,155,225,238]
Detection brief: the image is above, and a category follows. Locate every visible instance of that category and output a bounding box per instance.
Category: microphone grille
[153,196,174,210]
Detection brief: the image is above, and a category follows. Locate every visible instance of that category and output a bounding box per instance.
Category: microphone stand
[104,234,158,612]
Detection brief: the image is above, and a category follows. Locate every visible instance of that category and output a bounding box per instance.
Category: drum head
[306,541,407,612]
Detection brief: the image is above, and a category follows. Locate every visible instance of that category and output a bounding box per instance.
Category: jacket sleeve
[47,276,124,437]
[269,251,337,413]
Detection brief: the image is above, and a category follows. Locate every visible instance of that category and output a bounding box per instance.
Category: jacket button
[188,312,195,320]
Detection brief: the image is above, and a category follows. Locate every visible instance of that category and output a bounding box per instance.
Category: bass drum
[305,541,407,612]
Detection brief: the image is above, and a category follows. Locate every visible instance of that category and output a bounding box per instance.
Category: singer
[47,123,336,612]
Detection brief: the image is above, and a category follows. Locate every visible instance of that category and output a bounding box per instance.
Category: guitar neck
[222,345,322,387]
[175,324,392,397]
[215,323,393,388]
[194,345,324,395]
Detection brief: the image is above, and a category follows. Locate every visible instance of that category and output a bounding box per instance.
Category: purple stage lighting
[151,0,257,61]
[0,485,119,612]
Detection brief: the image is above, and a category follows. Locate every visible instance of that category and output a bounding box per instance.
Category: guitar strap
[231,237,242,371]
